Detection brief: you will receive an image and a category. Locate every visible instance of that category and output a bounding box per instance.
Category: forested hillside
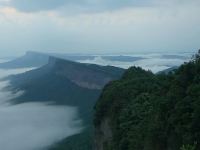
[94,50,200,150]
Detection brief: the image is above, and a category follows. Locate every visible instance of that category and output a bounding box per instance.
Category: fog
[0,59,10,63]
[78,53,192,73]
[0,68,83,150]
[0,68,36,79]
[0,52,193,150]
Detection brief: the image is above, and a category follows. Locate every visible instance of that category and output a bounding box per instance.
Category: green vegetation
[49,129,93,150]
[94,50,200,150]
[180,143,196,150]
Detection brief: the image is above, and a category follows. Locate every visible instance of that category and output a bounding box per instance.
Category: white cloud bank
[0,103,82,150]
[78,53,193,73]
[0,68,83,150]
[0,67,35,79]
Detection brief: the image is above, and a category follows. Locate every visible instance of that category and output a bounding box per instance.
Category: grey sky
[9,0,152,12]
[0,0,199,56]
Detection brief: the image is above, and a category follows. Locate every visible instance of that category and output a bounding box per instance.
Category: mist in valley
[0,68,83,150]
[78,53,192,73]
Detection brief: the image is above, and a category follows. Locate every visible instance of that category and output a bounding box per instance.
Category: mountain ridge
[5,56,125,150]
[8,56,125,90]
[0,51,49,69]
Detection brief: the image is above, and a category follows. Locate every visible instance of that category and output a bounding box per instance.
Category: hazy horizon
[0,50,197,58]
[0,0,199,56]
[0,50,194,73]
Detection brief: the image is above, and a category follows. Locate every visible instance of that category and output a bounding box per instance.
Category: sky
[0,0,199,56]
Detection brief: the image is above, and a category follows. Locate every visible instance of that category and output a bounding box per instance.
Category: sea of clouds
[78,53,193,73]
[0,52,194,150]
[0,67,82,150]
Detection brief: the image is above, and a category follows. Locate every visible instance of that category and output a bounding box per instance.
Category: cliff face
[51,57,119,90]
[48,56,125,90]
[9,56,125,106]
[94,118,112,150]
[94,51,200,150]
[94,67,154,150]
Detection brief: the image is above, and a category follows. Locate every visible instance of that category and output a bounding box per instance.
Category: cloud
[0,0,199,55]
[0,81,23,104]
[0,68,35,104]
[0,103,82,150]
[78,53,193,73]
[3,0,199,13]
[10,0,66,12]
[0,68,83,150]
[0,68,35,79]
[3,0,153,13]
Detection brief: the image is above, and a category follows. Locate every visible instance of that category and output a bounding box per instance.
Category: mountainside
[157,66,179,74]
[101,56,143,62]
[0,51,96,69]
[7,56,125,150]
[94,51,200,150]
[8,56,124,119]
[0,51,49,69]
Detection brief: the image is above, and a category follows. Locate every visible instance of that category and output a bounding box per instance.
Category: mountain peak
[46,57,124,89]
[48,56,58,66]
[25,51,47,57]
[0,51,49,69]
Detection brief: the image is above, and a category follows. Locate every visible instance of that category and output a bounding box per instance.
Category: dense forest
[94,50,200,150]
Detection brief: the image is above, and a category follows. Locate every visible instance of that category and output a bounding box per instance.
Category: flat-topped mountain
[0,51,49,69]
[9,56,124,91]
[6,56,125,150]
[8,57,124,112]
[5,56,124,121]
[48,57,124,90]
[0,51,96,69]
[0,51,144,70]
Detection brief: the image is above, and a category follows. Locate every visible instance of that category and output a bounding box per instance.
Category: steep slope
[0,51,95,69]
[8,57,124,119]
[94,51,200,150]
[7,56,124,150]
[0,51,49,69]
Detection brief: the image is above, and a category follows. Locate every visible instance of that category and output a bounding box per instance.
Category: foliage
[49,129,93,150]
[94,51,200,150]
[180,143,197,150]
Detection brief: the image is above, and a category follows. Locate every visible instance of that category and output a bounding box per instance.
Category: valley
[0,51,197,150]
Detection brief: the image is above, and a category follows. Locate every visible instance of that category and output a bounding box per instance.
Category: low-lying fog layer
[0,68,82,150]
[0,59,9,63]
[78,53,192,73]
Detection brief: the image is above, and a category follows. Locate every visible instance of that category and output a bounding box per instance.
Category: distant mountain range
[0,51,144,69]
[0,51,97,69]
[0,51,49,69]
[0,51,190,74]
